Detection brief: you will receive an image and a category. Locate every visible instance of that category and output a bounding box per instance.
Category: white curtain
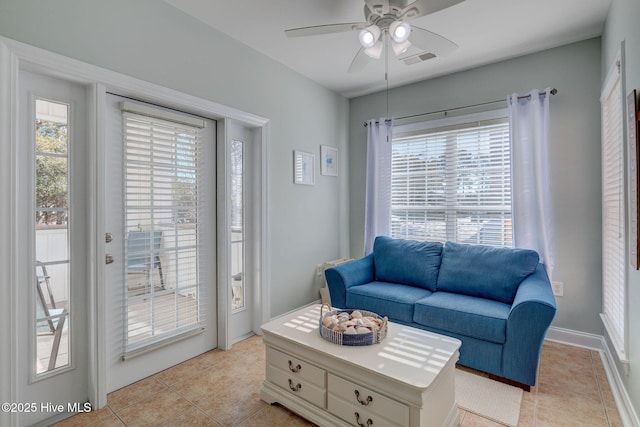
[508,88,555,279]
[364,118,393,255]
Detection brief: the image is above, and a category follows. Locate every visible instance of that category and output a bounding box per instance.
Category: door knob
[106,254,114,264]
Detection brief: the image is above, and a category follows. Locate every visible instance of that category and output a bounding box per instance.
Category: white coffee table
[260,304,461,427]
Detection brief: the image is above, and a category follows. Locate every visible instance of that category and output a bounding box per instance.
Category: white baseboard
[545,326,639,427]
[545,325,605,350]
[599,337,640,427]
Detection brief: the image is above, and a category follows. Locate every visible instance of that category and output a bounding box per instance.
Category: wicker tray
[319,304,388,346]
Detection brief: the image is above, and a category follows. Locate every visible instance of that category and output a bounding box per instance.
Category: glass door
[226,123,255,343]
[104,94,217,392]
[16,70,90,426]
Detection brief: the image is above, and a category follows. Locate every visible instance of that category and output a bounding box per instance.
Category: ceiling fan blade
[348,47,372,73]
[409,26,458,57]
[285,22,366,38]
[401,0,465,20]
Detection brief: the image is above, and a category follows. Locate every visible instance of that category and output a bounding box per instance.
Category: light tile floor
[53,337,623,427]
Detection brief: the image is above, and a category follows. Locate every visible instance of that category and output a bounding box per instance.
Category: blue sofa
[324,236,556,389]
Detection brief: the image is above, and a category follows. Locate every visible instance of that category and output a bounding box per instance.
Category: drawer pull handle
[288,379,302,392]
[355,412,373,427]
[288,360,302,373]
[354,390,373,406]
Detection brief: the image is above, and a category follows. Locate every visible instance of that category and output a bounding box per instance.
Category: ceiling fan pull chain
[385,33,390,119]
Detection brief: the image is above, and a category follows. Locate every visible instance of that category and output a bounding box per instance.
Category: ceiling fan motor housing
[364,0,420,26]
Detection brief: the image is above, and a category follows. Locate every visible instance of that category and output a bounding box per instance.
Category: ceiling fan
[285,0,464,72]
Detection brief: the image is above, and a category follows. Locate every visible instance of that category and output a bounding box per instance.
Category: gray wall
[349,38,604,335]
[0,0,350,317]
[602,0,640,418]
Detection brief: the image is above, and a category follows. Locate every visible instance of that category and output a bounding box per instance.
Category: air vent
[403,52,436,65]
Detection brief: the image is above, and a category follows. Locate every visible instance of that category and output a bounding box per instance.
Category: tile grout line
[231,405,271,427]
[106,377,169,415]
[590,350,613,427]
[144,351,232,425]
[106,404,128,427]
[531,360,540,427]
[161,377,226,426]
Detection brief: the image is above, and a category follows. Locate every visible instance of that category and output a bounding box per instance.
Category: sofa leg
[488,374,531,392]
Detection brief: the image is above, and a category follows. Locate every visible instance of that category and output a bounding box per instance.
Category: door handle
[105,254,114,264]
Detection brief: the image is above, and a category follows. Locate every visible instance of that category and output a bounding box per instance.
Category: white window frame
[600,50,630,366]
[391,109,512,248]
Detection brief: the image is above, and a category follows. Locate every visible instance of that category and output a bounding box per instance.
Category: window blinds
[391,119,512,247]
[600,63,627,360]
[122,105,205,355]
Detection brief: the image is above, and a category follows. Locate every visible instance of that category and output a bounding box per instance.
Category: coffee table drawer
[328,394,405,427]
[328,374,409,426]
[266,364,326,407]
[266,347,326,388]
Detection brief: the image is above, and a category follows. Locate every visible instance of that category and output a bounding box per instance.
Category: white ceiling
[165,0,611,98]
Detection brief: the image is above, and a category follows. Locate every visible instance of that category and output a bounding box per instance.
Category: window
[230,139,246,311]
[122,102,206,353]
[34,99,71,375]
[391,112,512,247]
[600,55,628,363]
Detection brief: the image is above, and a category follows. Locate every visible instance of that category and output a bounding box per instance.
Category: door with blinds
[104,94,217,392]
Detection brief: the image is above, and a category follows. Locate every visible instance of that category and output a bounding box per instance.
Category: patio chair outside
[127,230,164,291]
[36,261,67,371]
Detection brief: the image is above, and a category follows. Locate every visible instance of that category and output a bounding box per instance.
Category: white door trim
[0,35,270,422]
[91,83,108,408]
[217,121,267,349]
[0,41,19,427]
[216,120,230,350]
[257,122,271,331]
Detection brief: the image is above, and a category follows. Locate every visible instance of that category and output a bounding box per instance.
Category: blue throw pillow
[373,236,443,291]
[436,242,539,304]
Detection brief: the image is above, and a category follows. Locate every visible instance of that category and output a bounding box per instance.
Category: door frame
[0,35,270,424]
[217,120,265,348]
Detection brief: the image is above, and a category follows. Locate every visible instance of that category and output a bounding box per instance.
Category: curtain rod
[363,88,557,127]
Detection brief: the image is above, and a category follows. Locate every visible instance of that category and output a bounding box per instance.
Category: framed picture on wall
[628,89,640,269]
[320,145,338,176]
[293,150,315,185]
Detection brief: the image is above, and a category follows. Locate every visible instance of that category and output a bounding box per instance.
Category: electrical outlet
[552,281,564,297]
[316,264,323,276]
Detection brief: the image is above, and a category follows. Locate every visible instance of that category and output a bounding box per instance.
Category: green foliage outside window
[36,120,68,225]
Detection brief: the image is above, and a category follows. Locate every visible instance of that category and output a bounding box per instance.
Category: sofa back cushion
[373,236,443,291]
[437,242,539,304]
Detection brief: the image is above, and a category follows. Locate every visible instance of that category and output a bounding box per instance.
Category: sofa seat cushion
[413,292,510,344]
[346,281,432,323]
[437,241,539,304]
[373,236,443,291]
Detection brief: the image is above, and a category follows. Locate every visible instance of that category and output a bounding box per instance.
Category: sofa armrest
[503,264,557,385]
[324,254,375,308]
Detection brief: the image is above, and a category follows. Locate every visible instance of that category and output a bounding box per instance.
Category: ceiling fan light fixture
[364,40,383,59]
[392,39,412,56]
[359,25,381,48]
[390,21,411,43]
